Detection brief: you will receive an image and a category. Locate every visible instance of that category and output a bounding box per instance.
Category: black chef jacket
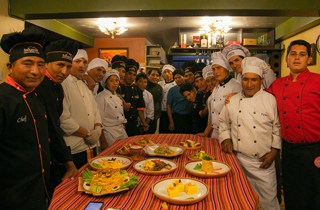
[0,76,51,210]
[190,91,208,134]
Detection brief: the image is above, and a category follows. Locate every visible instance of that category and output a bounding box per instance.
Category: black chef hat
[192,63,207,79]
[182,61,196,74]
[45,40,79,63]
[112,55,127,69]
[0,26,46,63]
[125,59,139,73]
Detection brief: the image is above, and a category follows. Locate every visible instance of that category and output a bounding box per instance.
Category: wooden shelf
[146,55,161,58]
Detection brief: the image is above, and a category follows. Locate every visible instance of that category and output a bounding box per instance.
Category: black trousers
[172,113,193,134]
[159,111,171,133]
[282,140,320,210]
[126,119,140,137]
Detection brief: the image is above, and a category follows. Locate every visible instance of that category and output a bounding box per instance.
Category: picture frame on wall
[99,48,129,68]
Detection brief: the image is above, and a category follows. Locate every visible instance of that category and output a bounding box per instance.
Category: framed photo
[99,48,129,67]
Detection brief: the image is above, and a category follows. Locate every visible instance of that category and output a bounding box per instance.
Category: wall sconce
[98,22,128,39]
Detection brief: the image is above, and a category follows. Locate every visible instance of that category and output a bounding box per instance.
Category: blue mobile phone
[84,202,104,210]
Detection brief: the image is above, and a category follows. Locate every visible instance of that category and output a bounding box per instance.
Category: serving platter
[133,158,177,175]
[89,155,132,170]
[143,144,186,157]
[133,137,156,146]
[151,177,209,205]
[184,160,231,178]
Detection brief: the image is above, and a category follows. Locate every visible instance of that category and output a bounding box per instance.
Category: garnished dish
[184,158,231,178]
[188,151,215,161]
[133,158,177,175]
[90,156,132,170]
[179,140,201,150]
[152,177,209,205]
[115,144,132,155]
[134,136,155,146]
[143,144,185,157]
[78,168,139,196]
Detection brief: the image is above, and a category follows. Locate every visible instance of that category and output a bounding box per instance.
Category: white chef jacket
[219,89,282,159]
[138,89,154,126]
[60,75,102,154]
[236,67,276,89]
[159,80,176,111]
[95,89,128,145]
[208,77,242,139]
[92,83,100,98]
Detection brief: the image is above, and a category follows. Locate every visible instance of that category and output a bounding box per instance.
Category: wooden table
[48,134,259,210]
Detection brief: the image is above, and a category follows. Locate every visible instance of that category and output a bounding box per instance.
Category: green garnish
[91,162,103,168]
[186,197,195,200]
[202,155,213,161]
[119,170,128,177]
[81,168,94,184]
[194,163,202,171]
[118,175,139,190]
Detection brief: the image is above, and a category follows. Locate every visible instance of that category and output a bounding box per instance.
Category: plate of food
[151,177,209,205]
[115,144,132,156]
[143,144,185,157]
[89,156,132,170]
[184,157,231,178]
[179,140,201,150]
[78,168,139,196]
[133,158,178,175]
[134,136,156,146]
[188,151,215,161]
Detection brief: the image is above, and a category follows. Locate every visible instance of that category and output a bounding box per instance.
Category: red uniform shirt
[267,69,320,143]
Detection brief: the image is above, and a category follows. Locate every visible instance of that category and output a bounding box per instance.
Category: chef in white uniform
[219,57,281,210]
[198,52,241,139]
[222,44,276,89]
[159,64,176,133]
[95,70,128,146]
[86,58,108,97]
[202,65,215,123]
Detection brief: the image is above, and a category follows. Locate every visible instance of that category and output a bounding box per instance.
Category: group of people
[0,25,318,210]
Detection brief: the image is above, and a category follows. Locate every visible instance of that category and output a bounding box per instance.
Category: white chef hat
[87,58,109,73]
[73,49,88,61]
[104,69,120,81]
[211,52,231,70]
[222,44,251,61]
[241,57,269,77]
[162,64,176,74]
[202,65,214,80]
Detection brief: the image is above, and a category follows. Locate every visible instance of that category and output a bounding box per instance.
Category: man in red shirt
[267,40,320,210]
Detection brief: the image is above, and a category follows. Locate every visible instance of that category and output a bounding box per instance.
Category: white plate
[89,156,132,170]
[184,160,231,178]
[133,158,178,175]
[143,144,185,157]
[152,177,209,205]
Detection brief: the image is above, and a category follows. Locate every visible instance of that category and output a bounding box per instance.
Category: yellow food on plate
[154,145,177,155]
[143,160,156,170]
[89,169,128,193]
[99,159,123,169]
[184,182,198,195]
[166,184,180,198]
[201,159,214,172]
[172,179,184,192]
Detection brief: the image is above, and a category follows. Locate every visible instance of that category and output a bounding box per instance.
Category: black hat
[1,26,46,63]
[192,63,207,79]
[112,55,127,69]
[45,40,79,63]
[182,61,196,74]
[125,59,139,73]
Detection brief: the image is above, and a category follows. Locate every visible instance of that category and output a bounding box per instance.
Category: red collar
[5,75,30,93]
[288,68,310,81]
[45,71,57,84]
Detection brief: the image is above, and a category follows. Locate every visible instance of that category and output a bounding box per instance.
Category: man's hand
[61,161,78,181]
[143,123,150,132]
[221,139,233,153]
[196,133,208,137]
[225,93,237,105]
[168,121,174,132]
[85,126,102,145]
[259,148,278,169]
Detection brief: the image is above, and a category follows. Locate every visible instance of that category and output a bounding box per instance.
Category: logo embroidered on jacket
[17,115,27,123]
[261,113,268,117]
[134,95,139,99]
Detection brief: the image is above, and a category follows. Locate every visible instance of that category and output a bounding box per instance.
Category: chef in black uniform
[112,55,127,82]
[0,26,50,210]
[182,60,196,85]
[36,40,79,196]
[117,59,147,136]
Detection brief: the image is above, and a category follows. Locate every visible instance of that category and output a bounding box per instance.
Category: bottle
[201,36,207,48]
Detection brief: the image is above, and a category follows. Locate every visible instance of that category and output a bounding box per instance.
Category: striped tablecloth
[48,134,259,210]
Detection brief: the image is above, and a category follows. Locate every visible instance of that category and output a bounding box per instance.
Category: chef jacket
[92,82,104,98]
[237,67,276,89]
[209,76,242,139]
[0,76,51,209]
[117,82,146,121]
[190,91,208,134]
[60,75,101,155]
[146,80,162,119]
[140,89,154,122]
[219,89,282,159]
[159,80,176,111]
[36,71,73,163]
[267,69,320,143]
[95,89,127,144]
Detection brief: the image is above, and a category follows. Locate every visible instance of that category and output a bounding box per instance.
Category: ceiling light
[98,22,128,39]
